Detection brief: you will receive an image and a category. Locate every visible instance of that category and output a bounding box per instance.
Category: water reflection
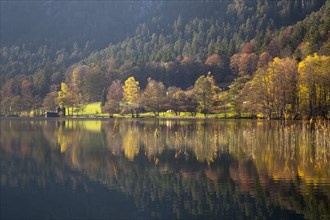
[1,118,329,219]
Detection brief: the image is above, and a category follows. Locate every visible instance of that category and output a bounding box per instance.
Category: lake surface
[1,118,329,219]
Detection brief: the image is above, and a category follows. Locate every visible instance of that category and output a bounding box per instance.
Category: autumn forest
[1,1,330,219]
[1,0,329,119]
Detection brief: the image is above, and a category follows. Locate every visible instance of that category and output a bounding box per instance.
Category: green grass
[65,102,253,119]
[69,102,102,116]
[83,102,102,115]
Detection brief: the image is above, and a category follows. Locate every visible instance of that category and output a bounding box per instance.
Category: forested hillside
[1,0,329,119]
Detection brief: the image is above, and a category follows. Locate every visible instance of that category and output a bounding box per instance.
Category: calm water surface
[1,118,329,219]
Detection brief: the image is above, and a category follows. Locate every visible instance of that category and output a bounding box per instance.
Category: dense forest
[1,0,329,119]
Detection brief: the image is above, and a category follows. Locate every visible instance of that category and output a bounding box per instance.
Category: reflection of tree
[122,127,140,161]
[0,120,86,191]
[49,119,330,218]
[39,119,330,186]
[1,119,330,219]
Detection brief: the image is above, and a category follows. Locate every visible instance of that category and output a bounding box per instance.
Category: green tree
[193,72,218,116]
[240,68,272,119]
[33,69,48,97]
[184,88,198,116]
[227,75,251,117]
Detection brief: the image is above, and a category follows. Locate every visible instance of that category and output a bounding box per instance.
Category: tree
[242,57,299,119]
[70,65,89,104]
[268,57,298,119]
[31,95,43,116]
[258,52,272,69]
[122,76,140,117]
[185,88,198,116]
[0,79,14,100]
[230,53,241,75]
[193,73,218,116]
[141,78,166,116]
[205,54,223,68]
[82,64,106,102]
[57,82,74,116]
[241,68,272,119]
[238,53,258,76]
[8,96,22,116]
[173,15,183,37]
[33,69,48,97]
[102,80,123,117]
[242,40,256,54]
[298,54,330,118]
[43,85,58,111]
[20,79,33,112]
[166,86,182,115]
[227,75,251,117]
[0,95,22,116]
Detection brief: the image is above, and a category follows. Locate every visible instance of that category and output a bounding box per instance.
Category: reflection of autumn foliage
[45,119,330,218]
[229,161,257,193]
[1,119,330,219]
[3,119,329,186]
[0,120,89,191]
[122,128,140,160]
[41,119,330,186]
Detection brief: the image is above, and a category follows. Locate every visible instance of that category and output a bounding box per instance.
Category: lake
[1,118,329,219]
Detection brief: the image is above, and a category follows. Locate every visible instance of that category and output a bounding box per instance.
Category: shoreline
[1,115,329,121]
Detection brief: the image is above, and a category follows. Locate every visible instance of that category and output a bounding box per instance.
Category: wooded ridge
[0,0,329,119]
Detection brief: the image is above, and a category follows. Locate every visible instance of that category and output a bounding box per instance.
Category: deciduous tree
[20,79,33,112]
[298,53,330,118]
[57,82,74,116]
[122,76,140,117]
[42,85,58,111]
[141,78,166,116]
[194,72,218,116]
[242,57,299,119]
[102,80,123,117]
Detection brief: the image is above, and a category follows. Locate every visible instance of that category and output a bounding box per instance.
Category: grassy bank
[63,102,252,119]
[11,102,328,120]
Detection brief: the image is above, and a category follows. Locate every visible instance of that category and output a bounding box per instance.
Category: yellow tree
[71,65,87,104]
[298,54,330,118]
[242,57,298,119]
[122,128,140,160]
[122,76,140,117]
[57,82,74,116]
[268,57,298,119]
[241,67,273,119]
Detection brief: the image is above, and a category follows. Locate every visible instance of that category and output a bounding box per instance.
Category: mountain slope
[0,0,328,114]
